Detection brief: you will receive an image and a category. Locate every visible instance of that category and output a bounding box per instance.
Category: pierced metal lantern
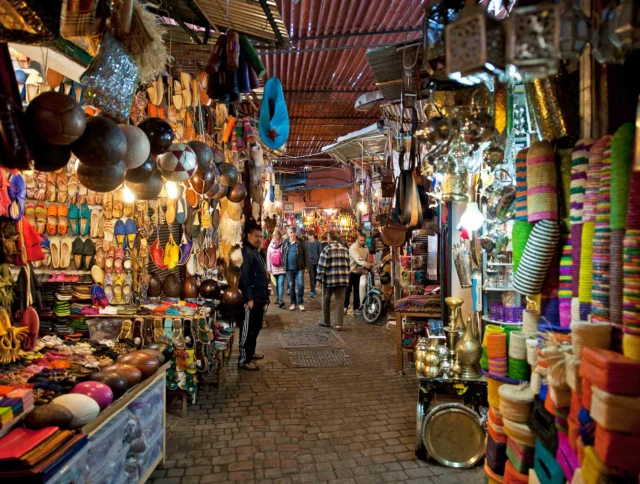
[559,0,591,60]
[445,0,505,86]
[612,0,640,52]
[592,12,626,65]
[505,0,562,80]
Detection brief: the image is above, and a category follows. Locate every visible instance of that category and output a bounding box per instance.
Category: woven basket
[559,148,572,225]
[590,386,640,433]
[610,123,634,230]
[513,221,534,274]
[499,384,534,423]
[527,141,558,223]
[578,222,595,304]
[570,321,612,360]
[609,228,624,326]
[570,139,591,226]
[513,220,560,296]
[503,418,536,447]
[515,148,529,221]
[583,137,611,223]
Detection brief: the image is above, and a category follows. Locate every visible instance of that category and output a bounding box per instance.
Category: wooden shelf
[483,287,516,292]
[481,315,523,326]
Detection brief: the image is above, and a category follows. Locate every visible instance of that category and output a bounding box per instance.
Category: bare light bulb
[459,202,485,232]
[357,201,367,213]
[165,181,180,199]
[275,201,281,207]
[123,185,135,203]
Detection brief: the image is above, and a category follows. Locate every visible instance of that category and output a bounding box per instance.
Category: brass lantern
[559,0,591,60]
[612,0,640,52]
[505,0,562,80]
[445,0,506,86]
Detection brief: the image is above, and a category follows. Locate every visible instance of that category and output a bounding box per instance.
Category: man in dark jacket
[238,221,269,371]
[282,226,310,311]
[306,231,322,298]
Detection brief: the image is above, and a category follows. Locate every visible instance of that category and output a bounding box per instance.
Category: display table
[414,376,488,461]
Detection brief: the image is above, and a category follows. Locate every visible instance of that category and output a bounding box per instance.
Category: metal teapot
[481,169,516,223]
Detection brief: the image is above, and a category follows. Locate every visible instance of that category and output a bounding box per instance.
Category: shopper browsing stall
[267,229,286,308]
[306,230,322,298]
[238,222,269,371]
[282,226,310,311]
[317,231,350,330]
[345,232,371,316]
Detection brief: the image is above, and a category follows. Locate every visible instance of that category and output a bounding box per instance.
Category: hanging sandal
[150,239,168,269]
[166,198,176,224]
[35,202,47,234]
[76,184,88,204]
[46,204,58,236]
[114,219,126,248]
[90,209,101,237]
[177,233,193,266]
[103,192,113,219]
[57,204,69,235]
[154,317,166,342]
[72,237,84,269]
[123,274,133,304]
[56,172,68,203]
[46,172,57,202]
[67,174,78,204]
[201,200,211,228]
[164,318,173,340]
[79,203,91,236]
[34,172,47,201]
[104,274,114,304]
[68,204,80,235]
[143,317,154,344]
[132,317,144,348]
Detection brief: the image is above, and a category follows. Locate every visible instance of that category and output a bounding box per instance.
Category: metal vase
[455,312,482,379]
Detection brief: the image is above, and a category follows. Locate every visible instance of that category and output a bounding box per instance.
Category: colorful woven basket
[610,228,624,326]
[578,221,595,318]
[591,138,613,323]
[570,139,591,225]
[514,220,560,296]
[610,123,634,230]
[513,221,534,273]
[583,137,611,223]
[527,141,558,223]
[559,237,572,327]
[515,147,529,221]
[559,148,572,227]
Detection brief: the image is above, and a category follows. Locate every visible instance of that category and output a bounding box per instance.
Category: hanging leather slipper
[124,218,137,249]
[166,198,176,225]
[150,238,167,269]
[104,274,114,304]
[35,172,47,202]
[46,204,58,236]
[8,174,26,222]
[68,204,80,235]
[50,236,61,269]
[56,172,68,203]
[35,202,47,234]
[103,192,113,219]
[46,172,57,202]
[114,219,126,248]
[79,203,91,236]
[105,246,115,274]
[60,237,73,269]
[67,174,78,204]
[90,209,101,238]
[57,204,69,236]
[176,197,186,225]
[201,201,211,228]
[91,265,104,286]
[83,238,96,270]
[178,233,193,266]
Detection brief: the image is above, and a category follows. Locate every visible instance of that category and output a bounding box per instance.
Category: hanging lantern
[612,0,640,52]
[505,0,562,80]
[442,157,470,204]
[445,0,506,86]
[592,10,626,65]
[559,0,591,60]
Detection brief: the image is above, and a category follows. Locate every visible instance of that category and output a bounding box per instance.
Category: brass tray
[422,403,486,468]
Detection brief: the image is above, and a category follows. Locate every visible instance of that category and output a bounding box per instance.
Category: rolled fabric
[240,34,267,77]
[578,221,596,318]
[610,123,634,230]
[592,138,613,323]
[514,220,560,296]
[527,141,558,222]
[515,147,529,221]
[513,221,534,273]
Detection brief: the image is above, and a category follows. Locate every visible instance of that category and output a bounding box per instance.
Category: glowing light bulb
[275,201,281,207]
[123,185,135,203]
[459,202,485,232]
[357,201,367,212]
[165,181,180,199]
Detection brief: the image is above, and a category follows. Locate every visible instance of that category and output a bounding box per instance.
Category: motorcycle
[360,259,389,324]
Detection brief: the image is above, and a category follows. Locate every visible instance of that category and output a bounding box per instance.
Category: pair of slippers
[114,218,137,249]
[47,236,73,269]
[165,197,187,225]
[8,174,26,222]
[105,273,133,305]
[26,172,47,201]
[46,172,70,203]
[68,204,91,236]
[45,204,69,236]
[105,247,132,274]
[71,237,95,270]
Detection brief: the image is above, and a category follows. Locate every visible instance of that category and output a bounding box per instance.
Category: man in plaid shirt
[317,230,350,330]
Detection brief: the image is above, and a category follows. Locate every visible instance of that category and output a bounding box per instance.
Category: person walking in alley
[317,230,350,330]
[266,228,286,308]
[306,230,322,298]
[345,232,371,316]
[238,221,269,371]
[282,226,310,311]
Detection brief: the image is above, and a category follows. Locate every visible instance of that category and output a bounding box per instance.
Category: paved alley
[150,294,483,484]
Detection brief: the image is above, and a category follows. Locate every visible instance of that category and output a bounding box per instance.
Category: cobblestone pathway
[151,293,483,484]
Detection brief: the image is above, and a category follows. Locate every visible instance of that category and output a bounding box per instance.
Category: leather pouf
[26,92,86,145]
[148,273,163,297]
[199,279,221,299]
[28,137,71,172]
[125,156,156,183]
[163,273,182,298]
[188,140,214,171]
[128,170,164,200]
[70,381,113,411]
[116,351,160,379]
[227,183,247,203]
[71,115,126,167]
[77,160,126,193]
[145,342,173,360]
[183,275,199,299]
[119,124,151,169]
[218,163,239,186]
[89,370,129,398]
[212,147,225,166]
[24,403,74,430]
[223,288,243,306]
[103,363,142,386]
[211,184,228,200]
[140,349,165,364]
[138,117,174,155]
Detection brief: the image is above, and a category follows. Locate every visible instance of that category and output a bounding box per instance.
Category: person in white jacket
[266,229,287,308]
[344,232,371,315]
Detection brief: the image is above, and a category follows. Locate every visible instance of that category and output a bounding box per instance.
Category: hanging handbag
[0,44,32,171]
[380,131,395,198]
[381,177,410,248]
[399,107,422,228]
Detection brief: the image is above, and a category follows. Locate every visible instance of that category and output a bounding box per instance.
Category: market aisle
[151,295,482,484]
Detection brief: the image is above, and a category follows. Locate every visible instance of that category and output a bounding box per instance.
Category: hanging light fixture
[459,202,485,232]
[559,0,591,60]
[592,8,626,64]
[445,0,506,86]
[505,0,562,80]
[165,181,180,199]
[123,184,136,203]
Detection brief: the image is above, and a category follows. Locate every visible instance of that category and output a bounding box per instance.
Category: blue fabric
[259,77,289,150]
[275,274,285,302]
[287,270,304,305]
[287,242,298,271]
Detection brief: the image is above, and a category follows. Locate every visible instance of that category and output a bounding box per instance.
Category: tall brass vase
[455,312,482,379]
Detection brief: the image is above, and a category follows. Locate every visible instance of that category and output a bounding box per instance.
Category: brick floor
[151,293,483,484]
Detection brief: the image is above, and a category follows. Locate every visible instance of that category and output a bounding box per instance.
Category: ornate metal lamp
[559,0,591,60]
[612,0,640,52]
[592,9,626,64]
[505,0,562,80]
[445,0,506,86]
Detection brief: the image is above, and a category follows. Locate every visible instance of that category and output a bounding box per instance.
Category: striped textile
[515,148,529,221]
[559,237,573,327]
[527,141,558,223]
[583,137,610,223]
[570,140,591,297]
[591,138,613,323]
[513,220,560,296]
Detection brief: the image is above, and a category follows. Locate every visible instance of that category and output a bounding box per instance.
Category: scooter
[360,261,386,324]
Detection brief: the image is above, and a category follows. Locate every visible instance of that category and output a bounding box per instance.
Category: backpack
[270,245,282,267]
